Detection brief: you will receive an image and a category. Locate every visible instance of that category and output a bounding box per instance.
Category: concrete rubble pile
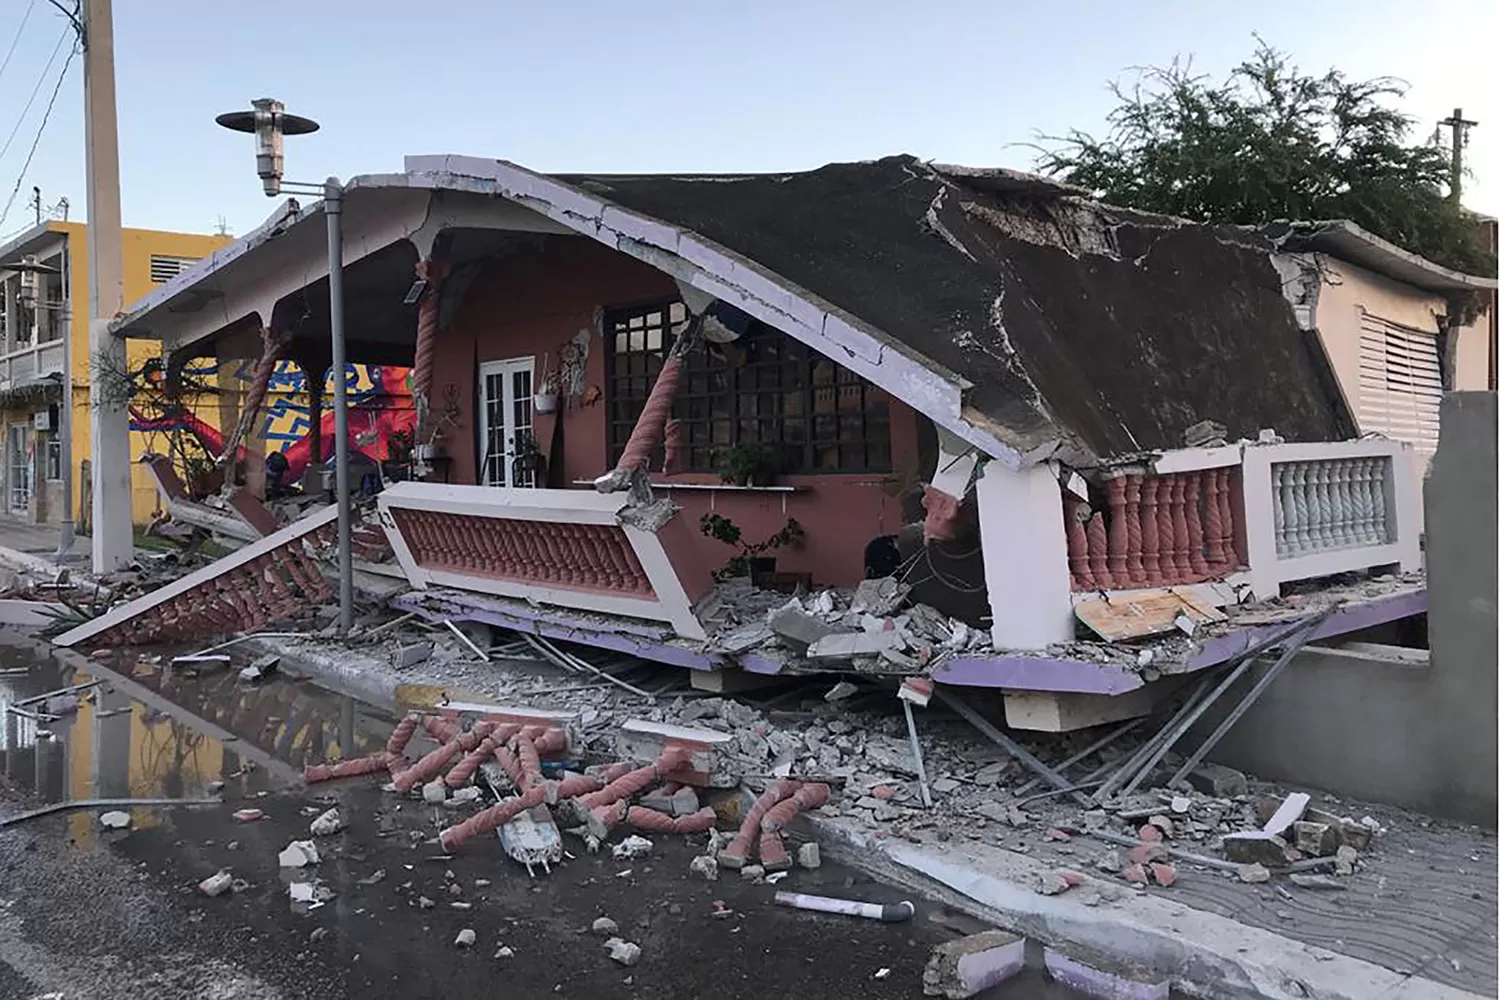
[703,575,991,673]
[302,705,834,877]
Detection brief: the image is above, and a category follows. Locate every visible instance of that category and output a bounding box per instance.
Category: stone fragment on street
[797,842,821,869]
[611,835,652,860]
[455,929,476,948]
[198,870,233,897]
[604,937,641,966]
[422,780,448,804]
[689,854,719,881]
[1034,870,1083,895]
[1335,844,1358,875]
[1289,874,1347,890]
[309,808,342,836]
[1237,863,1272,883]
[1293,820,1337,857]
[591,916,619,936]
[278,840,320,867]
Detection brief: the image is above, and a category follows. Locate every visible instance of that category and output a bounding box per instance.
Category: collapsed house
[57,153,1481,732]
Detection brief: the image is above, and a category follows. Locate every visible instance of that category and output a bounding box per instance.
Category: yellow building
[0,220,231,530]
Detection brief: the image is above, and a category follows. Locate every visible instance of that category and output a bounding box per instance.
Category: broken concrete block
[393,640,433,669]
[1034,871,1082,896]
[1237,863,1271,884]
[1184,763,1247,799]
[852,577,910,617]
[1292,820,1337,857]
[768,606,841,649]
[689,854,719,881]
[1335,844,1358,876]
[278,840,320,868]
[797,842,821,869]
[604,937,641,966]
[455,928,476,948]
[1042,947,1170,1000]
[1261,792,1311,838]
[807,631,901,660]
[591,916,619,936]
[98,811,131,830]
[611,835,653,860]
[499,804,563,871]
[864,735,922,776]
[198,870,234,897]
[1221,831,1289,867]
[309,808,342,837]
[922,930,1025,998]
[238,654,279,683]
[422,780,448,804]
[639,786,700,817]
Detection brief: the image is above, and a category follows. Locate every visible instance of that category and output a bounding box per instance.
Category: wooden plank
[1074,588,1227,642]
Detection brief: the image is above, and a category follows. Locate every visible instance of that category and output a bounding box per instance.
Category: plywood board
[1074,588,1227,642]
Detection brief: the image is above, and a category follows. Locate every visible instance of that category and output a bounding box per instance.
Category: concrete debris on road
[454,929,477,949]
[923,929,1025,998]
[198,870,234,897]
[98,810,131,830]
[309,808,343,836]
[611,835,653,860]
[604,937,641,966]
[278,840,321,868]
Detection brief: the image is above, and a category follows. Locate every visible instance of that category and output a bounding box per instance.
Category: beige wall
[1313,256,1490,398]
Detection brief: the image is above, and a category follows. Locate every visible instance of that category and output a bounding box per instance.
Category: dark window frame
[603,299,892,475]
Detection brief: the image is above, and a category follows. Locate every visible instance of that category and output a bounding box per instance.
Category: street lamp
[6,255,76,563]
[216,99,352,635]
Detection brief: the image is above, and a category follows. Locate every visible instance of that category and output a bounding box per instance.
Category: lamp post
[216,100,352,634]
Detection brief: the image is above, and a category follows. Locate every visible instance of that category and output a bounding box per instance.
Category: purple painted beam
[396,586,1427,698]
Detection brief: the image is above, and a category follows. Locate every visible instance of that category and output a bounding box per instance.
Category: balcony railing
[0,339,65,389]
[1062,437,1420,601]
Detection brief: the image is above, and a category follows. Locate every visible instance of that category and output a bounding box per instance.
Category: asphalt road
[0,633,1084,999]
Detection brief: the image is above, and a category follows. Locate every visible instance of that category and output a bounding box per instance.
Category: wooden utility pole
[1439,108,1479,203]
[82,0,133,571]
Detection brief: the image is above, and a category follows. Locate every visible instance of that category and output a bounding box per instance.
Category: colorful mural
[127,360,416,482]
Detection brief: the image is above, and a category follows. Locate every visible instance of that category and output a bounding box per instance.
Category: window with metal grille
[605,301,892,474]
[149,255,199,284]
[1356,313,1443,464]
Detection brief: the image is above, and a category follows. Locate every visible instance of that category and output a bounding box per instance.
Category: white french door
[477,357,537,488]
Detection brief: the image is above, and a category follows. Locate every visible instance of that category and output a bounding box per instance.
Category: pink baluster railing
[1063,470,1243,592]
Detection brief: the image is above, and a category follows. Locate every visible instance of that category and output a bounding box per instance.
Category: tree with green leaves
[1036,41,1494,276]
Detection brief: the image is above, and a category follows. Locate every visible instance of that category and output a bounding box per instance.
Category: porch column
[304,362,325,475]
[974,460,1074,650]
[217,326,288,495]
[411,257,449,466]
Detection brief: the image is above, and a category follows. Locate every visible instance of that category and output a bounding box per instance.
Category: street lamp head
[4,255,62,308]
[216,98,320,197]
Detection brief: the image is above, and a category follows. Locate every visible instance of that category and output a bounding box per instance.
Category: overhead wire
[0,1,38,86]
[0,22,69,163]
[0,35,78,231]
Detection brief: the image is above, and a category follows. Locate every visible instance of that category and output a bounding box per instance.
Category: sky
[0,0,1496,244]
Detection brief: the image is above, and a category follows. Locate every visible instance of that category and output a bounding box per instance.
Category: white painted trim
[53,505,338,647]
[376,483,707,640]
[1150,444,1243,474]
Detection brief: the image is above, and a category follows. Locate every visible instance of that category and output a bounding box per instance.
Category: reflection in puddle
[0,638,394,849]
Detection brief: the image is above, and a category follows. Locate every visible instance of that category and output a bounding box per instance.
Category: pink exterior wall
[435,236,920,587]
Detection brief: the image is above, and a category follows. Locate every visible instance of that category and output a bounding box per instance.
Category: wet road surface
[0,631,1090,999]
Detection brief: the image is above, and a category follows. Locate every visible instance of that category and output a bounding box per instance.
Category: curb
[807,815,1482,1000]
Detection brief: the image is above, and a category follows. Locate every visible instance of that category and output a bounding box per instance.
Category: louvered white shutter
[149,255,199,284]
[1356,312,1443,467]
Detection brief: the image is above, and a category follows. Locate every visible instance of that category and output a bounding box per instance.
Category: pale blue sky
[1,0,1496,243]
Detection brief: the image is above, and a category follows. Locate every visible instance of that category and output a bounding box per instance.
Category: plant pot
[533,391,559,415]
[415,443,441,461]
[748,556,777,587]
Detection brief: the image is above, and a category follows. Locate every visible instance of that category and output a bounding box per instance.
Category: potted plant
[713,442,780,487]
[534,360,559,415]
[699,513,805,584]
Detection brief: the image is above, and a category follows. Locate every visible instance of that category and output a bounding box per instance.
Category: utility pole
[1439,108,1478,204]
[81,0,133,573]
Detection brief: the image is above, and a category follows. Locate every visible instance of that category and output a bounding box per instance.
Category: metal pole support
[325,178,353,634]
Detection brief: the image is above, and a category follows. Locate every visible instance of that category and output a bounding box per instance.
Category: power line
[0,24,69,164]
[0,40,78,231]
[0,0,38,85]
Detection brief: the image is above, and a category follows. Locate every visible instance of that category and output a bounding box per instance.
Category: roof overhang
[1267,219,1498,294]
[112,156,1030,468]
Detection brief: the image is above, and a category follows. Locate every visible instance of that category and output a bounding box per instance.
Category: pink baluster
[1168,476,1190,580]
[1085,513,1113,589]
[1106,477,1129,586]
[1185,471,1209,578]
[1203,468,1227,569]
[1065,498,1093,590]
[1140,478,1161,585]
[1124,474,1144,586]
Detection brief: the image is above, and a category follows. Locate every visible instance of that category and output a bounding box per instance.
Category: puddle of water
[0,639,395,848]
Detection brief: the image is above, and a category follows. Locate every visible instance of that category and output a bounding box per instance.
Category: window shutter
[149,255,199,284]
[1357,313,1442,465]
